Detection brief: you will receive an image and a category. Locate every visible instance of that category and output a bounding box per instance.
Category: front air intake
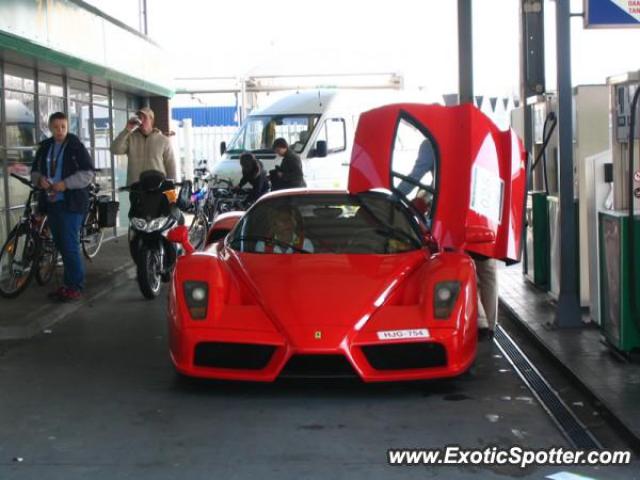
[280,354,357,378]
[194,342,275,370]
[361,342,447,370]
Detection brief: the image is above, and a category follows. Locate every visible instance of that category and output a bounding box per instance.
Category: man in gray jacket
[111,107,176,185]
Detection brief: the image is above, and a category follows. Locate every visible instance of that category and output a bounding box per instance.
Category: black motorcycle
[120,170,182,299]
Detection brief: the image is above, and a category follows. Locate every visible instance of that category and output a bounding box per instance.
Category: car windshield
[228,192,424,254]
[226,114,320,154]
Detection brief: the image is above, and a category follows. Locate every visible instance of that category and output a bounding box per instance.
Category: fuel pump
[517,88,609,309]
[523,94,558,290]
[572,85,610,319]
[600,72,640,354]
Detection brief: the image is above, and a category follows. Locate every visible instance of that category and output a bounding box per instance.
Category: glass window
[391,117,437,217]
[94,150,113,177]
[113,90,127,109]
[38,96,65,140]
[226,115,320,154]
[69,100,91,145]
[4,91,36,148]
[69,79,91,103]
[93,85,109,106]
[4,64,35,93]
[127,96,142,111]
[93,105,110,148]
[228,193,422,255]
[113,109,128,133]
[315,118,346,154]
[38,72,64,97]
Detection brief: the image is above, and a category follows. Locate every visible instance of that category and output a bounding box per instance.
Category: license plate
[377,329,430,340]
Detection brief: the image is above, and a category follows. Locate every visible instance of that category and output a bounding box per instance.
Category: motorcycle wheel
[136,248,162,299]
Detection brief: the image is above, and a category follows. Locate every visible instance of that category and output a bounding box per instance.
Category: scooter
[120,170,182,299]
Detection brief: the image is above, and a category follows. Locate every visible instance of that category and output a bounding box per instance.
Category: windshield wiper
[355,193,422,250]
[230,235,311,254]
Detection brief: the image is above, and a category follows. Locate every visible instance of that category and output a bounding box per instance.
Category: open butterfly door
[348,103,527,263]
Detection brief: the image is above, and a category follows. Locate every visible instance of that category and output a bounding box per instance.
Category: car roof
[257,188,347,201]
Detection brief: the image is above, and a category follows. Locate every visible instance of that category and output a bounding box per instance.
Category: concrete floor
[0,282,637,479]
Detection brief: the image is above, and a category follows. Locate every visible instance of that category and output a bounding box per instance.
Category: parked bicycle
[0,174,58,298]
[184,174,251,250]
[205,175,250,220]
[80,184,119,260]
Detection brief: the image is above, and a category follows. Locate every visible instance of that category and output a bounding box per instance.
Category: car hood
[229,251,425,345]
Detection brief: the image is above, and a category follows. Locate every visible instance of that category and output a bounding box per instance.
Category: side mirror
[220,141,227,156]
[167,225,194,255]
[315,140,328,158]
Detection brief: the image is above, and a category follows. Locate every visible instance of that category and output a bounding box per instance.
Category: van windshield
[226,114,320,155]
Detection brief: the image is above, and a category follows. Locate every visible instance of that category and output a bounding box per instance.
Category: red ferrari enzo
[168,103,526,382]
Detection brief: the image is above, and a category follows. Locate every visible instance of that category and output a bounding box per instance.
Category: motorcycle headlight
[434,281,461,319]
[183,281,208,320]
[147,217,169,232]
[131,217,147,230]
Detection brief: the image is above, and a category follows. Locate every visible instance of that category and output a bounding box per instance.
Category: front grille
[194,342,276,370]
[280,354,357,378]
[361,342,447,370]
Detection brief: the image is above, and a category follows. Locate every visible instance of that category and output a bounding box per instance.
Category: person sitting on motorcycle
[234,152,269,203]
[255,206,313,254]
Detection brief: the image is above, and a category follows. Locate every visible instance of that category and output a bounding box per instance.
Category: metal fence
[174,125,238,171]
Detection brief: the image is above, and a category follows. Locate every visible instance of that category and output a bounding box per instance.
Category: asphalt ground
[0,280,637,479]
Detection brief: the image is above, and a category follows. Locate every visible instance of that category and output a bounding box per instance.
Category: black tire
[137,248,162,299]
[35,218,57,286]
[0,226,38,298]
[188,211,209,251]
[81,210,104,259]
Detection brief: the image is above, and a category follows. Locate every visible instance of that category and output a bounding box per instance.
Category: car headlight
[183,281,208,320]
[434,281,461,319]
[131,217,147,230]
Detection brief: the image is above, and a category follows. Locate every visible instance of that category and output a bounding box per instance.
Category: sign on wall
[585,0,640,28]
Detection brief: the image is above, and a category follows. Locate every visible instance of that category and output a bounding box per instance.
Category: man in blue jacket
[31,112,94,302]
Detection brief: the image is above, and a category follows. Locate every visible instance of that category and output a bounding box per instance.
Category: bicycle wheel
[81,209,104,259]
[35,219,58,286]
[188,210,209,250]
[0,225,38,298]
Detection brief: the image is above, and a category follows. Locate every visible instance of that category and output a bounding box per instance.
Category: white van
[210,89,425,189]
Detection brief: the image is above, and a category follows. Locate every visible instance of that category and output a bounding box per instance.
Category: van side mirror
[315,140,328,158]
[220,141,226,156]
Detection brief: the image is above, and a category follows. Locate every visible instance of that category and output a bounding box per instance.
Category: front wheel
[136,247,162,299]
[0,226,37,298]
[188,211,208,251]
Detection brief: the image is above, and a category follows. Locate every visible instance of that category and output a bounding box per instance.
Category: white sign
[377,329,430,341]
[470,165,504,224]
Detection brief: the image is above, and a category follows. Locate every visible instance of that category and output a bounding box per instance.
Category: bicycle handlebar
[10,173,35,189]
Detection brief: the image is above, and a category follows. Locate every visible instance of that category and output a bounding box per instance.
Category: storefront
[0,0,173,243]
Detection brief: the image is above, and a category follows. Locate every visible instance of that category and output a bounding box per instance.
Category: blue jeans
[47,202,85,292]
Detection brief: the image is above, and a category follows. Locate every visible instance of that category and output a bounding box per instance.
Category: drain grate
[494,326,602,450]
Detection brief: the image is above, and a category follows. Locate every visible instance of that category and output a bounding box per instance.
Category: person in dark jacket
[234,152,269,203]
[31,112,94,302]
[270,137,306,190]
